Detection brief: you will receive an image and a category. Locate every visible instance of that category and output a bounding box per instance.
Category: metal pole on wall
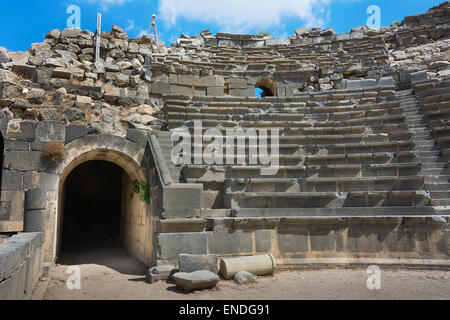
[147,14,158,44]
[95,13,101,62]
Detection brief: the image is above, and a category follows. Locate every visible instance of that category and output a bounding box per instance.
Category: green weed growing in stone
[130,180,151,204]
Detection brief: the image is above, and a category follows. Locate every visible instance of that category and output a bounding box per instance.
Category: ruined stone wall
[157,216,450,267]
[0,2,447,136]
[0,117,154,263]
[0,232,43,300]
[0,1,449,270]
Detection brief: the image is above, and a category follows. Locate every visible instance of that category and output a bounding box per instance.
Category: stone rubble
[234,271,258,284]
[0,2,447,134]
[172,270,220,292]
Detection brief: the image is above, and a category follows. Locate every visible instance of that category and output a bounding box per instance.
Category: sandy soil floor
[40,246,450,300]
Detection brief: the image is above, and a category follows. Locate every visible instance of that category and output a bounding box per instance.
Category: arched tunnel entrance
[55,149,153,266]
[60,161,124,252]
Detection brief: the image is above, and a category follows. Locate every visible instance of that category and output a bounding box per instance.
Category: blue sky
[0,0,443,51]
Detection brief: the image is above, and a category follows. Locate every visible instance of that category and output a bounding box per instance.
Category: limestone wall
[156,216,450,267]
[0,232,44,300]
[0,117,154,263]
[121,171,153,265]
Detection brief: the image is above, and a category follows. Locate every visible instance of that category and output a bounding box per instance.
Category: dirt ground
[39,246,450,300]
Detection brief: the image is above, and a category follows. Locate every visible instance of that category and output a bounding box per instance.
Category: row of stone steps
[156,131,182,182]
[154,89,443,212]
[398,89,450,207]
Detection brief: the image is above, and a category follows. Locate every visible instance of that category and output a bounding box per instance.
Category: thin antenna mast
[146,14,158,43]
[95,13,102,62]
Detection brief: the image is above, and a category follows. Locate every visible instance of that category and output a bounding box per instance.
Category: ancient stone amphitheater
[1,1,450,299]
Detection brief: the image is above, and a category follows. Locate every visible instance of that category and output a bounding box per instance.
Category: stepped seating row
[415,79,450,159]
[176,151,417,167]
[174,123,409,138]
[169,38,389,71]
[163,90,428,211]
[165,100,400,113]
[165,91,403,130]
[163,59,388,76]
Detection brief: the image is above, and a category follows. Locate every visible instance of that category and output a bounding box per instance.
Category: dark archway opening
[61,160,124,254]
[255,86,274,97]
[255,78,277,98]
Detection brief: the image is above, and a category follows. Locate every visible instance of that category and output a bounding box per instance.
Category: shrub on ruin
[42,142,66,162]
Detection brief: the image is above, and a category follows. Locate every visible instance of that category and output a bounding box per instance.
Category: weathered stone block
[265,39,290,46]
[310,228,336,252]
[207,86,224,96]
[6,121,36,141]
[347,223,390,253]
[24,188,47,211]
[0,51,10,64]
[0,80,22,99]
[178,254,218,274]
[26,88,45,104]
[65,125,88,144]
[295,28,310,36]
[65,108,86,123]
[163,184,204,213]
[178,74,193,86]
[229,88,253,96]
[378,77,395,88]
[1,170,22,190]
[172,270,219,292]
[23,172,58,191]
[410,71,428,84]
[336,33,351,40]
[170,84,194,96]
[36,122,65,142]
[0,202,11,221]
[52,67,71,79]
[23,210,46,232]
[61,29,80,38]
[360,79,377,89]
[347,80,362,91]
[145,265,175,284]
[75,95,92,109]
[157,232,207,260]
[207,230,252,255]
[234,271,257,284]
[255,230,271,252]
[151,81,170,95]
[3,151,44,171]
[0,243,24,281]
[116,74,130,87]
[277,229,309,253]
[193,76,207,87]
[1,190,25,221]
[12,64,36,79]
[126,129,148,147]
[0,257,27,300]
[386,227,416,253]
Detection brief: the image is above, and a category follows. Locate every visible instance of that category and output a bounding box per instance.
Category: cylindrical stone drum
[220,255,276,280]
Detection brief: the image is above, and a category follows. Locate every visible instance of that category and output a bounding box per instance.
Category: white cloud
[158,0,333,33]
[125,19,136,31]
[87,0,132,11]
[137,29,147,37]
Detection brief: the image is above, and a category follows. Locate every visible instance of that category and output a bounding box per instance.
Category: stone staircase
[398,88,450,211]
[160,88,436,216]
[408,77,450,214]
[156,130,182,183]
[154,84,450,267]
